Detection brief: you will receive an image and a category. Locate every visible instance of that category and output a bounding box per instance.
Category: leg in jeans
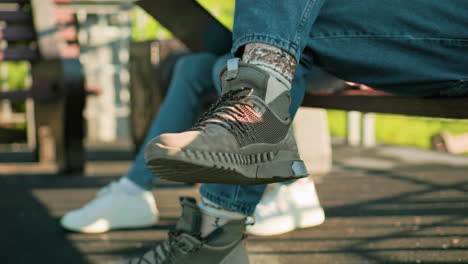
[131,1,467,263]
[144,1,321,186]
[305,0,468,96]
[199,62,311,215]
[127,53,219,189]
[198,0,322,215]
[129,58,312,264]
[234,0,467,96]
[200,0,468,215]
[232,0,326,63]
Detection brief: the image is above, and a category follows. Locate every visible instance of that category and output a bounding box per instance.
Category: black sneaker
[144,59,307,185]
[128,197,249,264]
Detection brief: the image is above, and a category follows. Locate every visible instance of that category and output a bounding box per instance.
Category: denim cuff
[199,187,256,215]
[439,80,468,96]
[231,34,300,62]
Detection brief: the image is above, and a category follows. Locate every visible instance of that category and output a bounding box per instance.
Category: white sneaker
[60,182,159,233]
[247,178,325,236]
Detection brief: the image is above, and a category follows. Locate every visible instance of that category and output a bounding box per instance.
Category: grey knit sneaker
[144,58,307,185]
[128,197,249,264]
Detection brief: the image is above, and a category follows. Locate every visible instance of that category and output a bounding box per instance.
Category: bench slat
[0,0,30,3]
[1,46,39,61]
[302,93,468,119]
[1,24,36,41]
[0,11,32,22]
[0,89,30,101]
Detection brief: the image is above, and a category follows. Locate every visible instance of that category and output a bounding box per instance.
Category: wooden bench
[302,90,468,120]
[0,0,86,173]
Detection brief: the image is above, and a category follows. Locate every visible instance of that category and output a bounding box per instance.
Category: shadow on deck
[1,143,467,264]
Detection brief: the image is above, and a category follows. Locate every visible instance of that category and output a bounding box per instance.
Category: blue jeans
[201,0,468,215]
[232,0,468,96]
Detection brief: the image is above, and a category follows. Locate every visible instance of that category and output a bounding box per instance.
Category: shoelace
[133,231,200,264]
[191,87,256,133]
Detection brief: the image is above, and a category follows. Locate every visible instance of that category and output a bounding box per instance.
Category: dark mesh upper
[191,87,290,148]
[230,103,289,147]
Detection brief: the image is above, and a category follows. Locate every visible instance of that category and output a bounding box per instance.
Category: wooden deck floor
[1,143,467,264]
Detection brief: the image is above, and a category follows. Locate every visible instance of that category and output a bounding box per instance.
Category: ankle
[198,198,246,237]
[242,42,296,88]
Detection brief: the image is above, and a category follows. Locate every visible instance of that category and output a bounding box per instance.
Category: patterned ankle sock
[242,43,297,89]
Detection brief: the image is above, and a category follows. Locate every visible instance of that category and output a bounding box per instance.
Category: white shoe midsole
[63,214,158,234]
[247,207,325,236]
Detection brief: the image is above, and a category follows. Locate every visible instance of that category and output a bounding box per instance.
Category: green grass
[0,61,29,92]
[328,110,468,152]
[0,62,29,113]
[197,0,234,29]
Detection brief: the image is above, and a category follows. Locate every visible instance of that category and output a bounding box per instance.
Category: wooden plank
[0,46,39,61]
[55,0,127,4]
[0,10,32,23]
[55,0,133,14]
[0,89,31,101]
[0,0,30,3]
[302,93,468,119]
[1,24,36,41]
[61,4,122,14]
[137,0,231,54]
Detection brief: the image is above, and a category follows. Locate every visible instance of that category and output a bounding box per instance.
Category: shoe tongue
[220,61,270,100]
[176,197,202,235]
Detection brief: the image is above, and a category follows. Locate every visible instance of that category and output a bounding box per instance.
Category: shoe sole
[61,214,159,234]
[146,157,308,185]
[61,218,158,234]
[62,222,157,234]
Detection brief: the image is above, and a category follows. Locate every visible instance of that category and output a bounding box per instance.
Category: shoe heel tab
[220,59,270,82]
[225,58,240,80]
[177,197,202,235]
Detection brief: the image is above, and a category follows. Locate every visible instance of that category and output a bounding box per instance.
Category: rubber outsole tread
[147,158,303,185]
